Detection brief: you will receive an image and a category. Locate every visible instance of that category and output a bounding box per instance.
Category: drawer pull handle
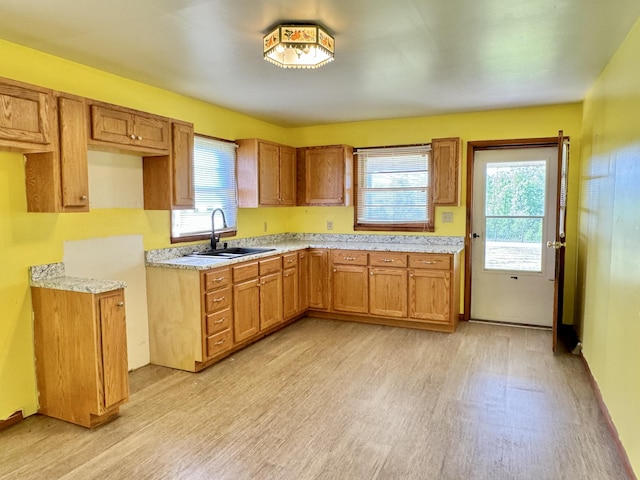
[343,256,356,261]
[213,339,226,346]
[214,277,225,282]
[213,318,226,324]
[421,261,437,264]
[382,259,394,263]
[213,297,225,303]
[116,301,124,307]
[287,259,295,263]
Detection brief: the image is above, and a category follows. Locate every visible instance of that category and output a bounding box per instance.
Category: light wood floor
[0,318,630,480]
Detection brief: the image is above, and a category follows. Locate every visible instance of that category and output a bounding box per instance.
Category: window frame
[170,133,238,244]
[353,143,435,232]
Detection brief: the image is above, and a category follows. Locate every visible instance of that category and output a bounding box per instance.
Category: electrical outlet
[327,220,333,231]
[442,211,454,223]
[263,222,268,232]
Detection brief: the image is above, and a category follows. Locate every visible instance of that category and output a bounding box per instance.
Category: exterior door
[470,147,558,326]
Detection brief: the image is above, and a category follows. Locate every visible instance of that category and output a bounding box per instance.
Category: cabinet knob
[80,195,88,201]
[130,134,136,140]
[333,268,336,272]
[137,135,143,140]
[117,301,124,307]
[370,271,374,276]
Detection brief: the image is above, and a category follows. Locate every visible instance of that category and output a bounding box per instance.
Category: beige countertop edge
[147,242,465,271]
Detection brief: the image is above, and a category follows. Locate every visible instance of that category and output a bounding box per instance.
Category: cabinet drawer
[260,256,282,275]
[203,267,231,291]
[331,250,368,266]
[206,308,232,336]
[408,254,451,270]
[206,329,233,357]
[369,252,407,267]
[233,262,259,282]
[282,253,298,268]
[204,286,231,313]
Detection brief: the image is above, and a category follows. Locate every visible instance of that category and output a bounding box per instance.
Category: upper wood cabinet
[32,287,129,428]
[236,138,296,207]
[432,137,461,206]
[143,121,195,210]
[297,145,353,206]
[0,77,54,152]
[89,102,170,154]
[25,93,89,212]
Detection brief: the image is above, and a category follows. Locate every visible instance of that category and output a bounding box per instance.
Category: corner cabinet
[32,287,129,428]
[236,138,296,207]
[432,137,461,206]
[297,145,353,206]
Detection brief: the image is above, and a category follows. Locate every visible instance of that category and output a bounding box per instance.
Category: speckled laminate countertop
[146,234,465,271]
[29,262,127,294]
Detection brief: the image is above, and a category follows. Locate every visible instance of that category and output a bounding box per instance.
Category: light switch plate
[442,211,454,223]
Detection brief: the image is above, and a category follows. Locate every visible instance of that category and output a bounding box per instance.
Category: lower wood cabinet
[147,254,293,372]
[32,287,128,428]
[146,246,461,373]
[308,249,330,310]
[322,249,461,332]
[331,250,369,314]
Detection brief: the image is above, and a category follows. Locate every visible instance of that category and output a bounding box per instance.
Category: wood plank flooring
[0,318,630,479]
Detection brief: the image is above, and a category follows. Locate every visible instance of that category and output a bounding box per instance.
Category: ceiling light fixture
[263,24,335,69]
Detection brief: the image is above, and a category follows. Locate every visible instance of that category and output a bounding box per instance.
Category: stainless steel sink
[188,247,276,258]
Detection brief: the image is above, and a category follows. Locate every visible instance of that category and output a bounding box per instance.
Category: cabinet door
[432,137,461,206]
[258,141,280,205]
[58,95,89,210]
[91,105,133,145]
[279,145,296,205]
[283,267,299,319]
[369,267,408,318]
[172,122,194,208]
[304,147,345,205]
[0,81,52,147]
[98,291,129,409]
[332,264,368,313]
[308,249,329,310]
[298,250,309,312]
[233,279,260,342]
[133,114,170,150]
[408,269,451,323]
[260,272,283,330]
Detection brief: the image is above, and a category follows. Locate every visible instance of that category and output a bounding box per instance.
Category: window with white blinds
[171,135,238,240]
[355,144,434,231]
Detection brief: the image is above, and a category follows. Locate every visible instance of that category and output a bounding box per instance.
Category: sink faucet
[210,208,227,250]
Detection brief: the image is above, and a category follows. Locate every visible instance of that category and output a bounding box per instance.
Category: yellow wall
[0,39,288,420]
[577,17,640,473]
[0,38,584,423]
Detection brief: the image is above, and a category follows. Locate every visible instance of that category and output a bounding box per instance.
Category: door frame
[463,137,560,322]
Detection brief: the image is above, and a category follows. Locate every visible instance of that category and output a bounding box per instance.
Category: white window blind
[172,135,238,239]
[355,144,433,228]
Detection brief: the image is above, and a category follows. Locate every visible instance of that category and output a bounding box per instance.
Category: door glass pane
[485,217,543,271]
[485,161,546,216]
[484,160,546,272]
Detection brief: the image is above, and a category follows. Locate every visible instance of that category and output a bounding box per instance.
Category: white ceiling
[1,0,639,127]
